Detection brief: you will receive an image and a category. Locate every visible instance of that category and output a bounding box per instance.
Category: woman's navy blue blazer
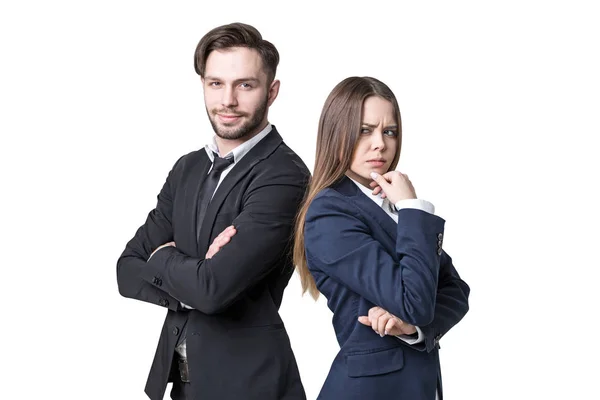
[304,176,470,400]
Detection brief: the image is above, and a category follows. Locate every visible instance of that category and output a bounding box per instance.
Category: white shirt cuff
[147,244,171,261]
[395,326,425,345]
[394,199,435,215]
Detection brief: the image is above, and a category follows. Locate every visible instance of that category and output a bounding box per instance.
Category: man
[117,22,309,400]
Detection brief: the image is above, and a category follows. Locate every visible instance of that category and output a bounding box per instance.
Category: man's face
[202,47,277,140]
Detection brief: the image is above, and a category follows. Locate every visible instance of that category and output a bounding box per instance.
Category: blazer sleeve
[419,250,470,352]
[115,157,182,311]
[139,166,307,315]
[304,194,445,326]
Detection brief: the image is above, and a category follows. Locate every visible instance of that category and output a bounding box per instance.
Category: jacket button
[172,327,180,335]
[437,233,443,240]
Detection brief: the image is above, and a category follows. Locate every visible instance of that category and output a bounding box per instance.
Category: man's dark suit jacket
[117,127,310,400]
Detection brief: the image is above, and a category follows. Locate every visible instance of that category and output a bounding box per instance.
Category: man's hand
[358,306,417,337]
[205,225,236,259]
[148,241,176,261]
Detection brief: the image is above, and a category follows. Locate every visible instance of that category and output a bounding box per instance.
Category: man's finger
[213,238,228,253]
[206,242,221,258]
[216,228,234,240]
[221,227,237,239]
[214,226,235,242]
[357,316,371,326]
[214,227,236,243]
[216,236,230,246]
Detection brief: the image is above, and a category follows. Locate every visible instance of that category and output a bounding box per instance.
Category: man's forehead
[204,48,266,80]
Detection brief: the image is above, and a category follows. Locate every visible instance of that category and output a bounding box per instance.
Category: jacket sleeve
[139,166,307,314]
[418,250,470,352]
[304,194,445,326]
[115,157,182,311]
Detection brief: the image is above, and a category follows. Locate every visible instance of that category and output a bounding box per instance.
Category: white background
[1,1,599,399]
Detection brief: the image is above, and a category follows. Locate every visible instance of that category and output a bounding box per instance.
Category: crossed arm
[304,194,469,350]
[116,160,306,314]
[357,249,469,350]
[148,226,236,309]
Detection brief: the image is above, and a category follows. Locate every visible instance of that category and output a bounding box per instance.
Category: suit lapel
[181,152,211,256]
[196,127,284,254]
[335,176,397,245]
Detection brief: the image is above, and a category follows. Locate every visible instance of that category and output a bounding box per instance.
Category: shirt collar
[205,123,272,163]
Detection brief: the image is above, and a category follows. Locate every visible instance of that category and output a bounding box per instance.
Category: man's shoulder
[262,140,310,177]
[171,148,209,171]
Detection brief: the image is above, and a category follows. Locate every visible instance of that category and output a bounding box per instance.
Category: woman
[294,77,470,399]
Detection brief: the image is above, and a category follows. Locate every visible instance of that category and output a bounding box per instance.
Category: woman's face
[347,96,399,187]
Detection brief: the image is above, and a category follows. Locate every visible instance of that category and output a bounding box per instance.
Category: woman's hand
[358,306,417,337]
[369,171,416,204]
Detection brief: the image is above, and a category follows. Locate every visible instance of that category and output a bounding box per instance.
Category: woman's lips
[367,160,385,167]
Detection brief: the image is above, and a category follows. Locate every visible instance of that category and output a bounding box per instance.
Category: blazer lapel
[181,152,211,256]
[196,127,284,254]
[335,176,397,245]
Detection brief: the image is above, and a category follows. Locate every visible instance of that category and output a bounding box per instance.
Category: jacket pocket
[346,346,404,377]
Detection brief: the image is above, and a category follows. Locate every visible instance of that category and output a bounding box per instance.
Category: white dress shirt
[204,123,273,188]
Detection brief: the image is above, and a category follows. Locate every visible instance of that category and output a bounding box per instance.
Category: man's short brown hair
[194,22,279,83]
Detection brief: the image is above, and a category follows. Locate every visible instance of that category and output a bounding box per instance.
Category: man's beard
[207,96,268,140]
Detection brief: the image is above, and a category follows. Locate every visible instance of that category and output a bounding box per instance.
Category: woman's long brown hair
[293,76,403,300]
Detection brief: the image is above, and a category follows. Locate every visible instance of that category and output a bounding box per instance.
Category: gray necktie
[176,152,234,357]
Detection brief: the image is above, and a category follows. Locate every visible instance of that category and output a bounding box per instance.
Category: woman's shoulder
[307,186,362,221]
[313,176,358,202]
[313,186,342,201]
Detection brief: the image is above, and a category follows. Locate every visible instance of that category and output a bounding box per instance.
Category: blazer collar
[333,176,397,242]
